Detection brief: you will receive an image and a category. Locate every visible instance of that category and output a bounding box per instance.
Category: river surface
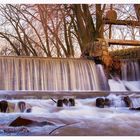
[0,93,140,136]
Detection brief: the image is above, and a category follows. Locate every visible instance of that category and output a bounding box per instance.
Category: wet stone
[96,98,105,108]
[57,99,63,107]
[123,96,132,107]
[0,100,8,113]
[63,98,69,106]
[69,98,75,106]
[18,101,26,112]
[9,116,54,127]
[104,98,111,106]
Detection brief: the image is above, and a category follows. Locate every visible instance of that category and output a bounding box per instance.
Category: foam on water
[1,95,140,136]
[123,81,140,91]
[108,79,140,92]
[108,79,127,91]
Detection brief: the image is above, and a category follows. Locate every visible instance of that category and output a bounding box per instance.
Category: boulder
[63,98,69,106]
[69,98,75,106]
[123,96,132,107]
[57,99,63,107]
[9,116,54,127]
[96,98,105,108]
[130,107,140,111]
[18,101,26,112]
[26,108,32,113]
[9,116,34,127]
[0,100,8,113]
[104,98,111,106]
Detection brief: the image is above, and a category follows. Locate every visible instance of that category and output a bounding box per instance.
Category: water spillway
[121,59,140,81]
[0,57,100,91]
[96,64,109,90]
[108,59,140,92]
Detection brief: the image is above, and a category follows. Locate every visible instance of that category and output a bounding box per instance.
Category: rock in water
[96,98,105,108]
[18,101,26,112]
[9,116,34,127]
[26,108,32,113]
[57,99,63,107]
[130,107,140,111]
[63,98,69,106]
[9,116,54,127]
[69,98,75,106]
[0,100,8,113]
[104,98,111,106]
[123,96,132,107]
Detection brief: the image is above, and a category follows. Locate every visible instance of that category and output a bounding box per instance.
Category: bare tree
[0,4,139,58]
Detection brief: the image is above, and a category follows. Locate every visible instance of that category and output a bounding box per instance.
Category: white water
[0,57,139,136]
[0,57,139,92]
[108,79,127,91]
[0,57,100,91]
[108,59,140,92]
[108,79,140,92]
[1,95,140,136]
[123,81,140,91]
[96,64,109,90]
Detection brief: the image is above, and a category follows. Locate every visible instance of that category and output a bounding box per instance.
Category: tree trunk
[96,4,104,39]
[134,4,140,21]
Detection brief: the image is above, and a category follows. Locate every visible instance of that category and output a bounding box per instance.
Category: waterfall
[121,60,140,81]
[94,59,140,92]
[96,64,109,90]
[0,57,100,91]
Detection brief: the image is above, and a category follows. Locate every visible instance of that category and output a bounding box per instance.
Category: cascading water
[0,57,100,91]
[1,58,140,136]
[119,59,140,91]
[108,59,140,91]
[121,59,140,81]
[96,64,109,90]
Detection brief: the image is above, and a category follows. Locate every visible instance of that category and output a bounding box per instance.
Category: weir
[0,56,139,99]
[0,91,140,99]
[0,56,100,91]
